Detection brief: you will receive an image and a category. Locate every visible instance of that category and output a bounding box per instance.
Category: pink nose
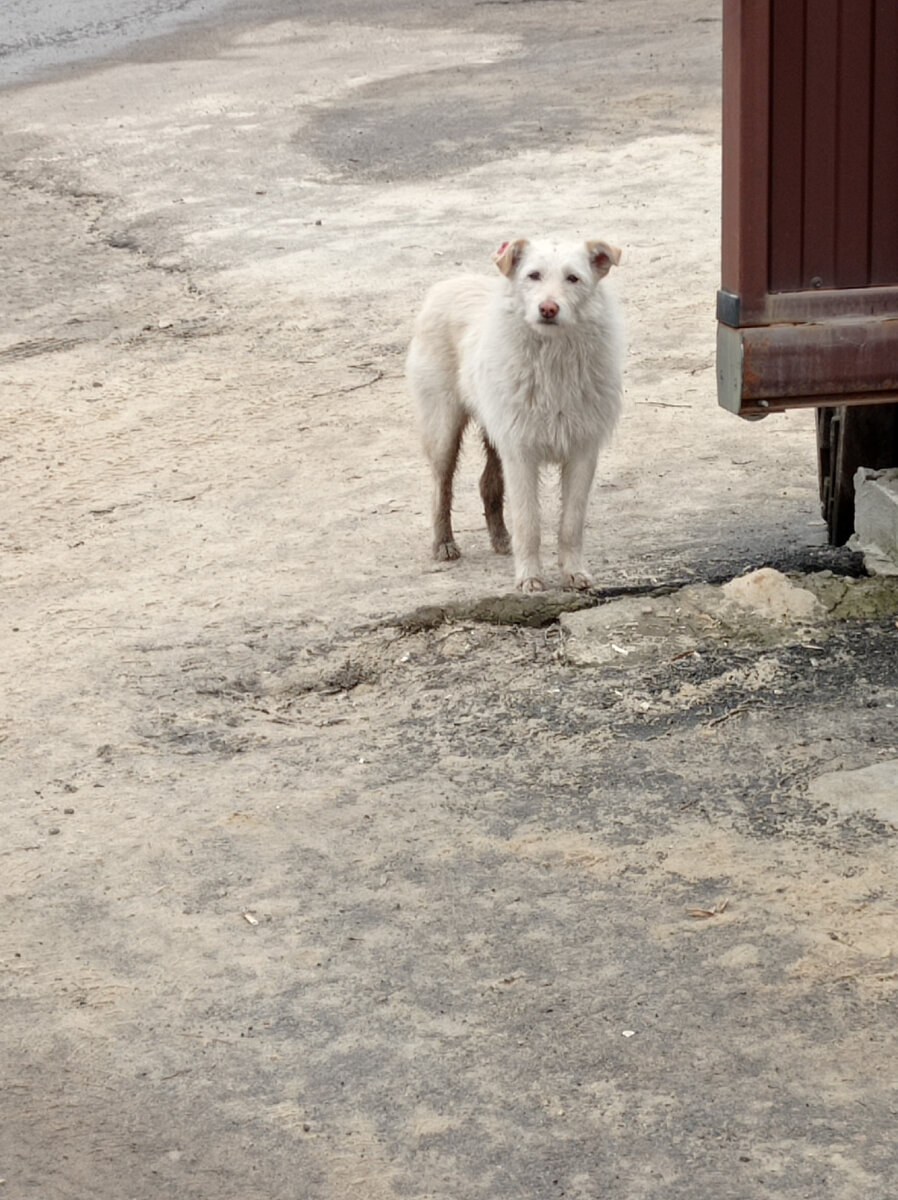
[539,300,559,320]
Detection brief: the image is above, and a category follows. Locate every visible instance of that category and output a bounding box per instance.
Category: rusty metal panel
[871,0,898,283]
[767,0,805,291]
[802,0,841,288]
[836,3,874,287]
[718,0,898,418]
[768,0,879,293]
[720,0,770,321]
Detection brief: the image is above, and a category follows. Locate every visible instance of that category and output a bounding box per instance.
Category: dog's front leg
[559,448,598,590]
[502,454,544,592]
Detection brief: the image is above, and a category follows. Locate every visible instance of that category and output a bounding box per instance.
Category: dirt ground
[2,2,898,1198]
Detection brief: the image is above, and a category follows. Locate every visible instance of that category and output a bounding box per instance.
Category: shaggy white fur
[408,237,624,592]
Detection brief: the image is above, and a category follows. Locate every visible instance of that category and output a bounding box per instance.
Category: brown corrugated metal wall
[719,0,898,542]
[768,0,898,294]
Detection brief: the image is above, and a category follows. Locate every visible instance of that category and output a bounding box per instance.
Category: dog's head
[492,238,621,332]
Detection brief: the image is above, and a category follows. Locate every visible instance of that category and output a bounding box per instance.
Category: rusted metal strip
[718,318,898,415]
[718,284,898,328]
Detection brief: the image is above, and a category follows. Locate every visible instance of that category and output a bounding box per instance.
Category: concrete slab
[562,568,830,668]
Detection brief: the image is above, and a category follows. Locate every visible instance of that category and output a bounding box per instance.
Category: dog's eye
[527,271,542,281]
[566,274,580,284]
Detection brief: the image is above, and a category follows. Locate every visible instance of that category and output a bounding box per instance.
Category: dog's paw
[517,576,546,594]
[562,570,593,591]
[434,540,461,562]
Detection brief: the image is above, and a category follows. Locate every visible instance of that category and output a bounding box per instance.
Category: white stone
[720,567,825,623]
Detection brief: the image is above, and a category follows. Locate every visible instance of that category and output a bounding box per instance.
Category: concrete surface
[2,3,898,1199]
[0,0,239,87]
[809,761,898,827]
[561,568,898,667]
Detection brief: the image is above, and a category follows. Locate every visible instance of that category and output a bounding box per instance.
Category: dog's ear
[492,238,529,277]
[585,240,622,279]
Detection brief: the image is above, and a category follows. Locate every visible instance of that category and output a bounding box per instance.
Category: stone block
[853,467,898,575]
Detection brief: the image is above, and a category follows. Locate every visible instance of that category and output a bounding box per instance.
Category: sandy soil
[2,3,897,1198]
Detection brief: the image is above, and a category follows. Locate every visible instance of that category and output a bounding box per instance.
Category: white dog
[407,237,624,592]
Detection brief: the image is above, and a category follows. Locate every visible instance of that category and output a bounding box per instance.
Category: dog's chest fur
[460,292,622,461]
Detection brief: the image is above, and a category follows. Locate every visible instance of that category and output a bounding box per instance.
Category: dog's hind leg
[429,413,467,560]
[417,397,468,560]
[410,341,469,561]
[479,436,511,555]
